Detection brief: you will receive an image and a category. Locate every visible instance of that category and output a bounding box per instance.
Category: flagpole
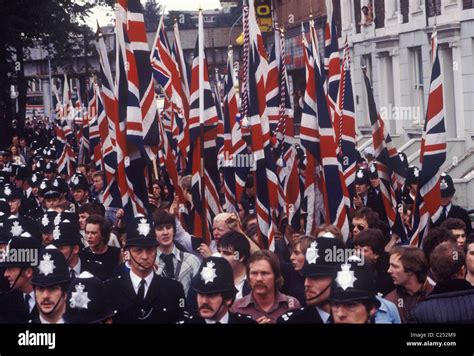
[198,9,207,241]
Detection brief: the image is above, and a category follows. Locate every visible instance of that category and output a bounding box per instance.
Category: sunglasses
[351,224,366,231]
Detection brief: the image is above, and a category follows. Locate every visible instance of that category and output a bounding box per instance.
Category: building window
[409,47,424,125]
[427,0,441,17]
[463,0,474,9]
[400,0,409,23]
[374,0,385,28]
[355,0,362,34]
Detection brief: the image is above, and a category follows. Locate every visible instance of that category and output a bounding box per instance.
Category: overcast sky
[85,0,222,28]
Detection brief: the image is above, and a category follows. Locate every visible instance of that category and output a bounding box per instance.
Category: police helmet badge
[41,215,50,227]
[336,264,357,290]
[54,213,61,226]
[40,181,47,190]
[70,283,91,310]
[72,175,80,186]
[39,253,56,276]
[201,261,217,284]
[356,170,364,179]
[137,218,150,236]
[53,225,61,240]
[305,241,319,264]
[4,186,11,197]
[11,221,23,237]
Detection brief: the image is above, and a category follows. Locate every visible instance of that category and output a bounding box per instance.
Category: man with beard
[278,237,345,323]
[180,256,255,324]
[31,246,70,324]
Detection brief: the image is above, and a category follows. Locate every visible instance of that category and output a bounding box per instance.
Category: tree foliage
[0,0,111,141]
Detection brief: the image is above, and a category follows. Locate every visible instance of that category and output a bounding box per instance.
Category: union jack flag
[189,11,222,242]
[302,22,350,239]
[334,42,358,197]
[222,49,249,214]
[364,71,404,231]
[324,0,341,118]
[245,0,278,250]
[410,32,446,246]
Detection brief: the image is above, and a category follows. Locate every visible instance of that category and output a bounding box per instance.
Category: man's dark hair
[78,202,105,217]
[352,207,379,228]
[466,234,474,249]
[430,241,466,282]
[441,218,467,232]
[153,209,176,233]
[354,228,385,257]
[85,214,111,244]
[220,231,251,263]
[421,227,456,261]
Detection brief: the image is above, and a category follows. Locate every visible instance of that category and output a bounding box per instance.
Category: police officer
[182,256,255,324]
[0,234,41,323]
[105,216,186,323]
[13,166,38,215]
[64,271,116,324]
[434,173,472,234]
[30,246,70,324]
[69,173,93,208]
[329,259,380,324]
[278,237,345,324]
[51,221,84,279]
[2,184,22,218]
[353,167,387,224]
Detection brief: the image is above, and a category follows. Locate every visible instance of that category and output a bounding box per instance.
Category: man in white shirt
[153,210,200,296]
[105,215,186,323]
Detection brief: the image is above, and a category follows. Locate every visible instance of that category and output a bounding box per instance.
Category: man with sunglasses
[347,207,379,248]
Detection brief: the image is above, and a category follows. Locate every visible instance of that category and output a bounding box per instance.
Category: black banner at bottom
[0,324,472,355]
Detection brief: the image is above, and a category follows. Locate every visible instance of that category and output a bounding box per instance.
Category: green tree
[0,0,112,141]
[144,0,162,32]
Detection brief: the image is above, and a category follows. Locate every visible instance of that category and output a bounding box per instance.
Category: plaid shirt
[155,245,201,296]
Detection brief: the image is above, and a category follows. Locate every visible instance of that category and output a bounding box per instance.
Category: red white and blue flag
[410,32,446,246]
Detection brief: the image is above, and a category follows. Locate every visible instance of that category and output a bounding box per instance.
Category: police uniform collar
[129,270,154,294]
[70,258,81,275]
[39,315,65,324]
[205,311,229,324]
[316,306,331,324]
[443,203,452,214]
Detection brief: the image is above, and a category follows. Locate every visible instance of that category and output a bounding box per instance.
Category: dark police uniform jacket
[178,311,256,324]
[433,204,473,235]
[0,290,38,323]
[277,306,325,324]
[105,272,186,324]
